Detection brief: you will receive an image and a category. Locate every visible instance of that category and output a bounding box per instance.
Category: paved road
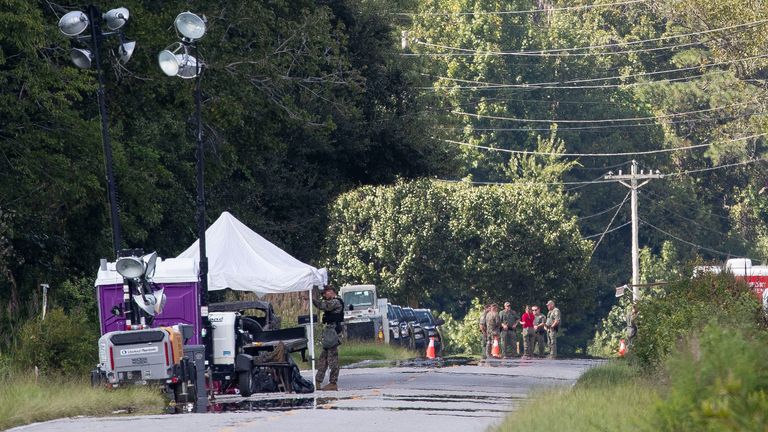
[11,357,602,432]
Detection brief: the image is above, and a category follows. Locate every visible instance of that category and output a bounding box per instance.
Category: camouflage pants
[316,346,339,384]
[522,331,534,356]
[547,329,558,358]
[500,329,516,357]
[533,331,546,356]
[480,333,488,358]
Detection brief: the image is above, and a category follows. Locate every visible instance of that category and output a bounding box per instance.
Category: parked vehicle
[386,304,402,345]
[401,307,426,349]
[390,304,411,347]
[340,284,384,341]
[415,309,445,356]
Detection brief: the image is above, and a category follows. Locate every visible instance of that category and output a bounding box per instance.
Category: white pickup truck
[339,284,385,341]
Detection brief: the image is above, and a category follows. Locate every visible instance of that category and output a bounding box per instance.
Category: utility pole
[604,160,663,301]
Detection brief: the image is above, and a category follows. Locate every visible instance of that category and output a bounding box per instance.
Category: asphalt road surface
[11,357,602,432]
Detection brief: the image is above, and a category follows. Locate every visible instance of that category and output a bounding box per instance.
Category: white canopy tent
[177,211,327,386]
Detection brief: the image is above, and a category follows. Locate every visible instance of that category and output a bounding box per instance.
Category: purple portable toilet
[95,257,202,344]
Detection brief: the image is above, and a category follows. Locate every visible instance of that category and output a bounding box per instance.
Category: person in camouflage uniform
[531,305,547,356]
[485,304,501,358]
[312,285,344,391]
[499,302,519,357]
[479,304,490,358]
[545,300,561,359]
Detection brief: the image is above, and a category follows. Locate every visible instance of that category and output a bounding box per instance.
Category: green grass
[494,362,660,432]
[0,373,165,430]
[293,341,417,368]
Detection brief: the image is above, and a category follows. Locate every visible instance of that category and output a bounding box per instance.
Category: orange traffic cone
[618,339,627,357]
[426,337,437,359]
[491,336,501,358]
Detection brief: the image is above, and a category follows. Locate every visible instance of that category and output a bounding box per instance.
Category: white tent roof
[177,211,327,294]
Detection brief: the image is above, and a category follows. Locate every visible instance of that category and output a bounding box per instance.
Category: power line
[589,191,631,257]
[434,113,757,132]
[420,54,768,89]
[441,133,767,157]
[395,0,648,16]
[436,177,615,186]
[578,202,627,221]
[665,157,768,176]
[640,218,742,258]
[407,19,768,57]
[638,191,733,238]
[406,40,703,58]
[453,102,757,123]
[641,187,732,222]
[585,221,631,239]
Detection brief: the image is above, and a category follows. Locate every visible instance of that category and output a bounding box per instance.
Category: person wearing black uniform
[312,284,344,391]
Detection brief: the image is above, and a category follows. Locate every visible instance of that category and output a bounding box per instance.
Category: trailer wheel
[238,368,255,397]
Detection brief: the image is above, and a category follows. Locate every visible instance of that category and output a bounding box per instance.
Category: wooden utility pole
[604,160,663,301]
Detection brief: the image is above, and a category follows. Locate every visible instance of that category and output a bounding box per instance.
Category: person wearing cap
[484,303,501,358]
[478,304,490,358]
[545,300,561,359]
[499,301,518,358]
[531,305,547,356]
[312,284,344,390]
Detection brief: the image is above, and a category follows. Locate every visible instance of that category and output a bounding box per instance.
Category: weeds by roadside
[0,373,164,430]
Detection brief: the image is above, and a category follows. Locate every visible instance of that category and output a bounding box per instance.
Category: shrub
[437,298,484,356]
[632,272,761,368]
[655,324,768,431]
[12,308,99,376]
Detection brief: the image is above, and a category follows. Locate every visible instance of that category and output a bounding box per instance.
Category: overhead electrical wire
[665,156,768,177]
[406,40,704,57]
[584,221,631,239]
[452,102,757,123]
[639,218,744,258]
[578,201,627,221]
[405,19,768,57]
[432,113,760,132]
[441,132,767,157]
[638,191,734,238]
[640,187,733,222]
[589,191,631,256]
[394,0,648,16]
[420,54,768,90]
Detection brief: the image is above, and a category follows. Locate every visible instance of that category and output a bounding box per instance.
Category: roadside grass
[0,373,165,430]
[293,341,418,368]
[494,362,659,432]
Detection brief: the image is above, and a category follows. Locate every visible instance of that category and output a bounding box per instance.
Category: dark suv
[401,306,426,349]
[415,308,445,355]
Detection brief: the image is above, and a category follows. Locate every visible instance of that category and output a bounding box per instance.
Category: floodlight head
[158,48,180,76]
[119,40,136,64]
[58,10,89,37]
[144,251,158,279]
[116,256,146,279]
[176,54,202,79]
[70,48,93,69]
[103,7,130,31]
[174,11,206,41]
[133,288,166,316]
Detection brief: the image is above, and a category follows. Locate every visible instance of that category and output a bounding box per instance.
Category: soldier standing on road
[532,306,547,357]
[479,304,490,358]
[499,302,517,358]
[545,300,561,359]
[313,285,344,391]
[485,304,501,358]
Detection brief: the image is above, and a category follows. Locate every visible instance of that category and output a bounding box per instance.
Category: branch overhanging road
[11,358,603,432]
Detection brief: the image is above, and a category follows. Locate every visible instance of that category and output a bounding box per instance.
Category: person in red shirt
[520,305,535,357]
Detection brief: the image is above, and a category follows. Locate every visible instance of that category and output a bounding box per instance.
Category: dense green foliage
[3,0,768,369]
[324,178,596,351]
[632,272,762,368]
[501,266,768,431]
